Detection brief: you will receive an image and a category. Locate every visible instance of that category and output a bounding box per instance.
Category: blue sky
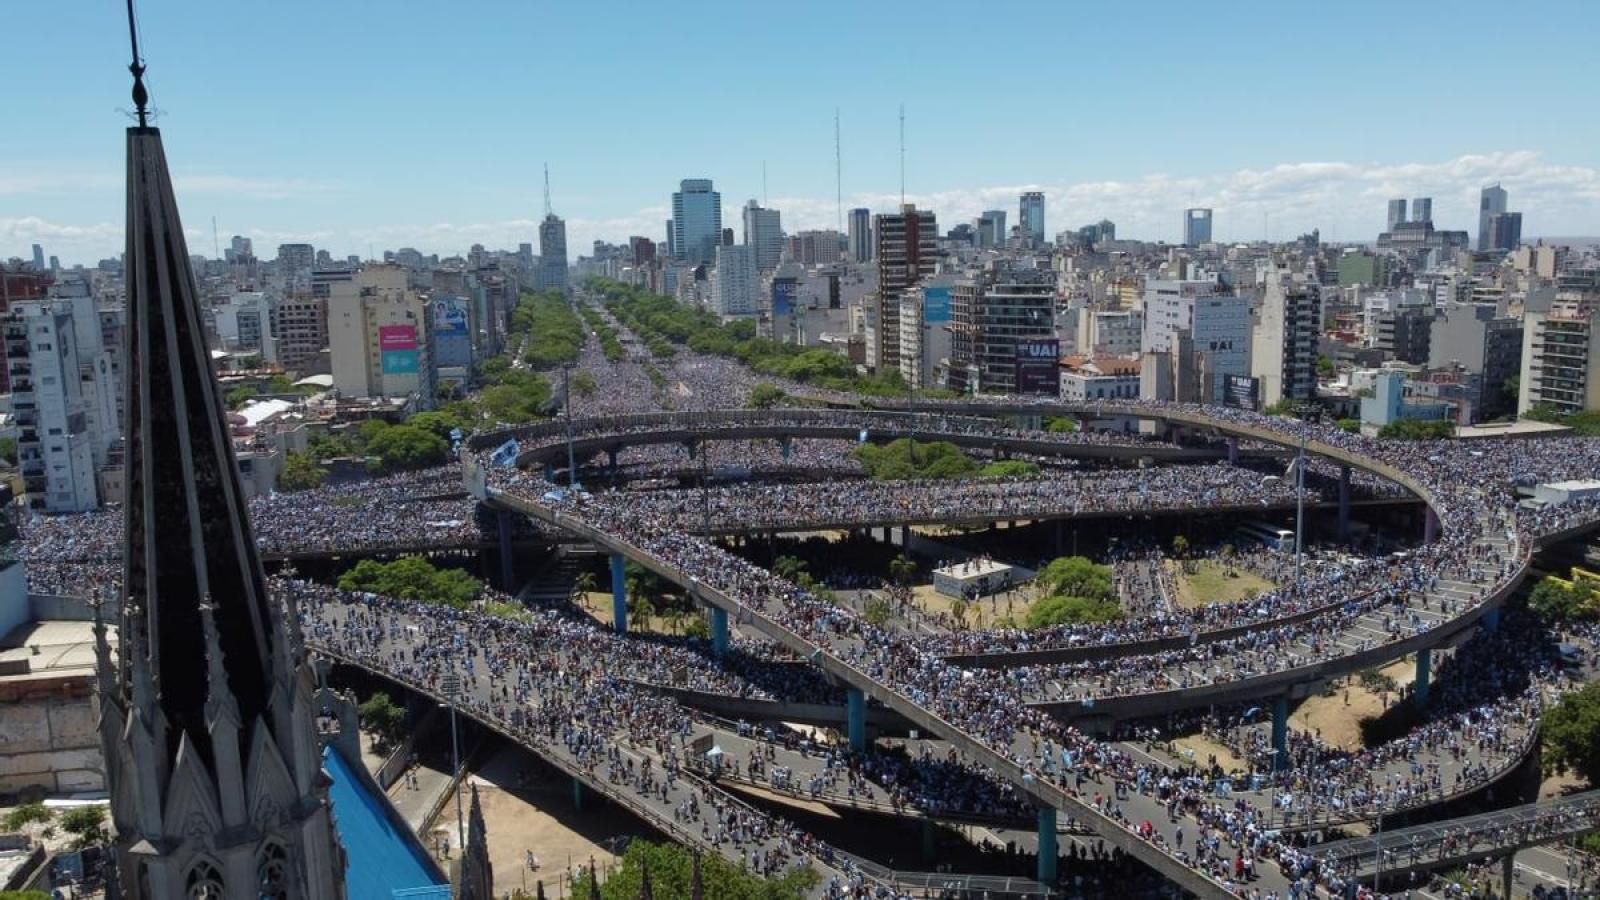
[5,0,1598,264]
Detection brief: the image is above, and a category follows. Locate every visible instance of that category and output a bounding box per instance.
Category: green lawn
[1170,559,1277,607]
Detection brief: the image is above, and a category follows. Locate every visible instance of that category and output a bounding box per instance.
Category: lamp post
[1294,434,1306,586]
[440,674,466,853]
[563,365,578,490]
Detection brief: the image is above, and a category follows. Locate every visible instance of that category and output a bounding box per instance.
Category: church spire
[99,4,346,897]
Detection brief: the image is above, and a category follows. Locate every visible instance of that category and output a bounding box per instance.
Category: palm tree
[570,570,597,606]
[950,598,969,630]
[889,554,916,586]
[631,595,656,632]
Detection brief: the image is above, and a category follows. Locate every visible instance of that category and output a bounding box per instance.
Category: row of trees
[567,839,818,900]
[515,290,586,369]
[336,556,482,608]
[852,439,1040,481]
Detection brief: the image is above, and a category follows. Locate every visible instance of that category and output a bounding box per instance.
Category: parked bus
[1236,521,1296,551]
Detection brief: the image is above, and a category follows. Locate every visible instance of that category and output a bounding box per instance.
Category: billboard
[923,285,952,325]
[772,277,797,319]
[1223,374,1260,409]
[431,298,469,337]
[381,350,420,374]
[379,324,417,351]
[1014,338,1061,396]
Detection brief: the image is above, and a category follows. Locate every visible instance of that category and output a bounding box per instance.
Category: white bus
[1236,521,1295,551]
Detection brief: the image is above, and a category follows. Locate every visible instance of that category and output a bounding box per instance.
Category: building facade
[1019,191,1046,246]
[671,178,722,265]
[327,265,434,406]
[1519,298,1600,414]
[1183,208,1213,246]
[1250,273,1322,407]
[870,205,939,373]
[848,207,872,262]
[538,214,569,292]
[741,200,784,271]
[711,244,758,317]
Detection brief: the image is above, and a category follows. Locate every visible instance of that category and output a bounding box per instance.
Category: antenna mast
[212,216,220,259]
[125,0,149,127]
[898,104,906,206]
[543,164,552,217]
[834,108,843,232]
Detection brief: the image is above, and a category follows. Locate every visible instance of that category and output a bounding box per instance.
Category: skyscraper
[1487,212,1523,252]
[538,213,568,292]
[871,204,939,372]
[1019,191,1046,246]
[671,178,722,265]
[847,207,872,262]
[101,50,345,897]
[1478,184,1508,251]
[30,244,44,271]
[1183,208,1213,246]
[711,244,758,316]
[976,210,1007,248]
[1386,199,1407,232]
[1410,197,1433,226]
[741,200,784,270]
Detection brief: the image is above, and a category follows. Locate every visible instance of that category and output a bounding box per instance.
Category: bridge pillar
[1036,806,1058,885]
[607,447,619,470]
[609,553,628,633]
[572,778,584,810]
[1338,465,1352,541]
[710,607,729,656]
[846,687,867,751]
[1414,649,1431,708]
[684,440,697,460]
[1424,507,1440,544]
[1502,853,1514,900]
[921,819,936,861]
[1271,696,1290,772]
[1054,520,1064,555]
[497,510,515,590]
[1483,605,1500,633]
[1226,436,1239,465]
[899,525,911,547]
[780,437,792,461]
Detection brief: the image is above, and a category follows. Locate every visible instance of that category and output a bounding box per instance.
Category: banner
[431,299,468,336]
[772,277,797,319]
[381,349,419,374]
[379,324,417,351]
[1013,338,1060,395]
[489,439,521,467]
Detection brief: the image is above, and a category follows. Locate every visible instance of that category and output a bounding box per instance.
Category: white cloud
[173,174,335,200]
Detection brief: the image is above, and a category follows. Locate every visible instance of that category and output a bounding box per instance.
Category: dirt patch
[1290,658,1416,750]
[1171,732,1249,772]
[1168,560,1277,608]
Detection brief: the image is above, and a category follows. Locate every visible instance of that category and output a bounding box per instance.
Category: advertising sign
[1223,374,1260,410]
[379,324,418,351]
[381,349,420,374]
[1014,338,1061,396]
[923,285,952,325]
[772,277,797,319]
[431,299,468,337]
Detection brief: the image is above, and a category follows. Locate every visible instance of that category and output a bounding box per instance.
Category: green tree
[979,459,1041,477]
[772,556,808,582]
[569,839,817,900]
[949,598,969,629]
[226,385,255,409]
[862,597,894,626]
[1542,682,1600,783]
[1044,416,1078,433]
[1171,535,1190,558]
[888,554,916,585]
[408,409,470,442]
[365,424,450,471]
[278,450,326,492]
[337,557,482,608]
[3,802,51,831]
[570,369,598,397]
[1025,594,1123,628]
[1529,577,1596,623]
[0,890,52,900]
[0,437,16,465]
[1335,418,1361,434]
[358,691,407,754]
[58,805,107,849]
[1316,354,1335,377]
[747,383,787,409]
[1035,556,1115,603]
[1377,419,1455,440]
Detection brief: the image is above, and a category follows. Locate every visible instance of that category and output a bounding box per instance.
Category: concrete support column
[1414,649,1432,708]
[899,525,911,547]
[609,553,628,633]
[1271,696,1290,772]
[921,819,936,861]
[1502,853,1514,900]
[496,510,515,590]
[1424,507,1440,544]
[607,448,619,470]
[846,687,867,752]
[573,778,584,810]
[1338,465,1352,541]
[711,607,729,656]
[781,437,792,461]
[1036,807,1058,885]
[1054,520,1064,556]
[1483,606,1501,633]
[1226,436,1239,465]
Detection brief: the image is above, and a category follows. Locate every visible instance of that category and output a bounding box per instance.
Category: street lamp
[562,366,579,491]
[439,674,466,853]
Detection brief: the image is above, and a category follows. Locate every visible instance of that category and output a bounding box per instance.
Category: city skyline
[6,0,1600,263]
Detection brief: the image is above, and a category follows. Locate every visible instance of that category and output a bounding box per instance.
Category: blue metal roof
[323,745,451,900]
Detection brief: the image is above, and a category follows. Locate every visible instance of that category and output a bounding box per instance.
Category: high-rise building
[786,230,842,266]
[711,244,758,316]
[1487,212,1523,252]
[1386,199,1408,232]
[1019,191,1046,246]
[1250,271,1322,407]
[538,213,568,292]
[1478,184,1508,251]
[228,234,254,261]
[30,244,44,271]
[948,262,1057,395]
[6,295,101,511]
[1183,208,1214,246]
[270,294,328,373]
[870,204,939,372]
[848,207,872,262]
[327,264,435,406]
[741,200,784,270]
[1140,278,1250,404]
[975,210,1007,248]
[103,97,345,900]
[671,179,722,265]
[1410,197,1433,225]
[1518,297,1600,414]
[629,235,657,267]
[277,242,316,281]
